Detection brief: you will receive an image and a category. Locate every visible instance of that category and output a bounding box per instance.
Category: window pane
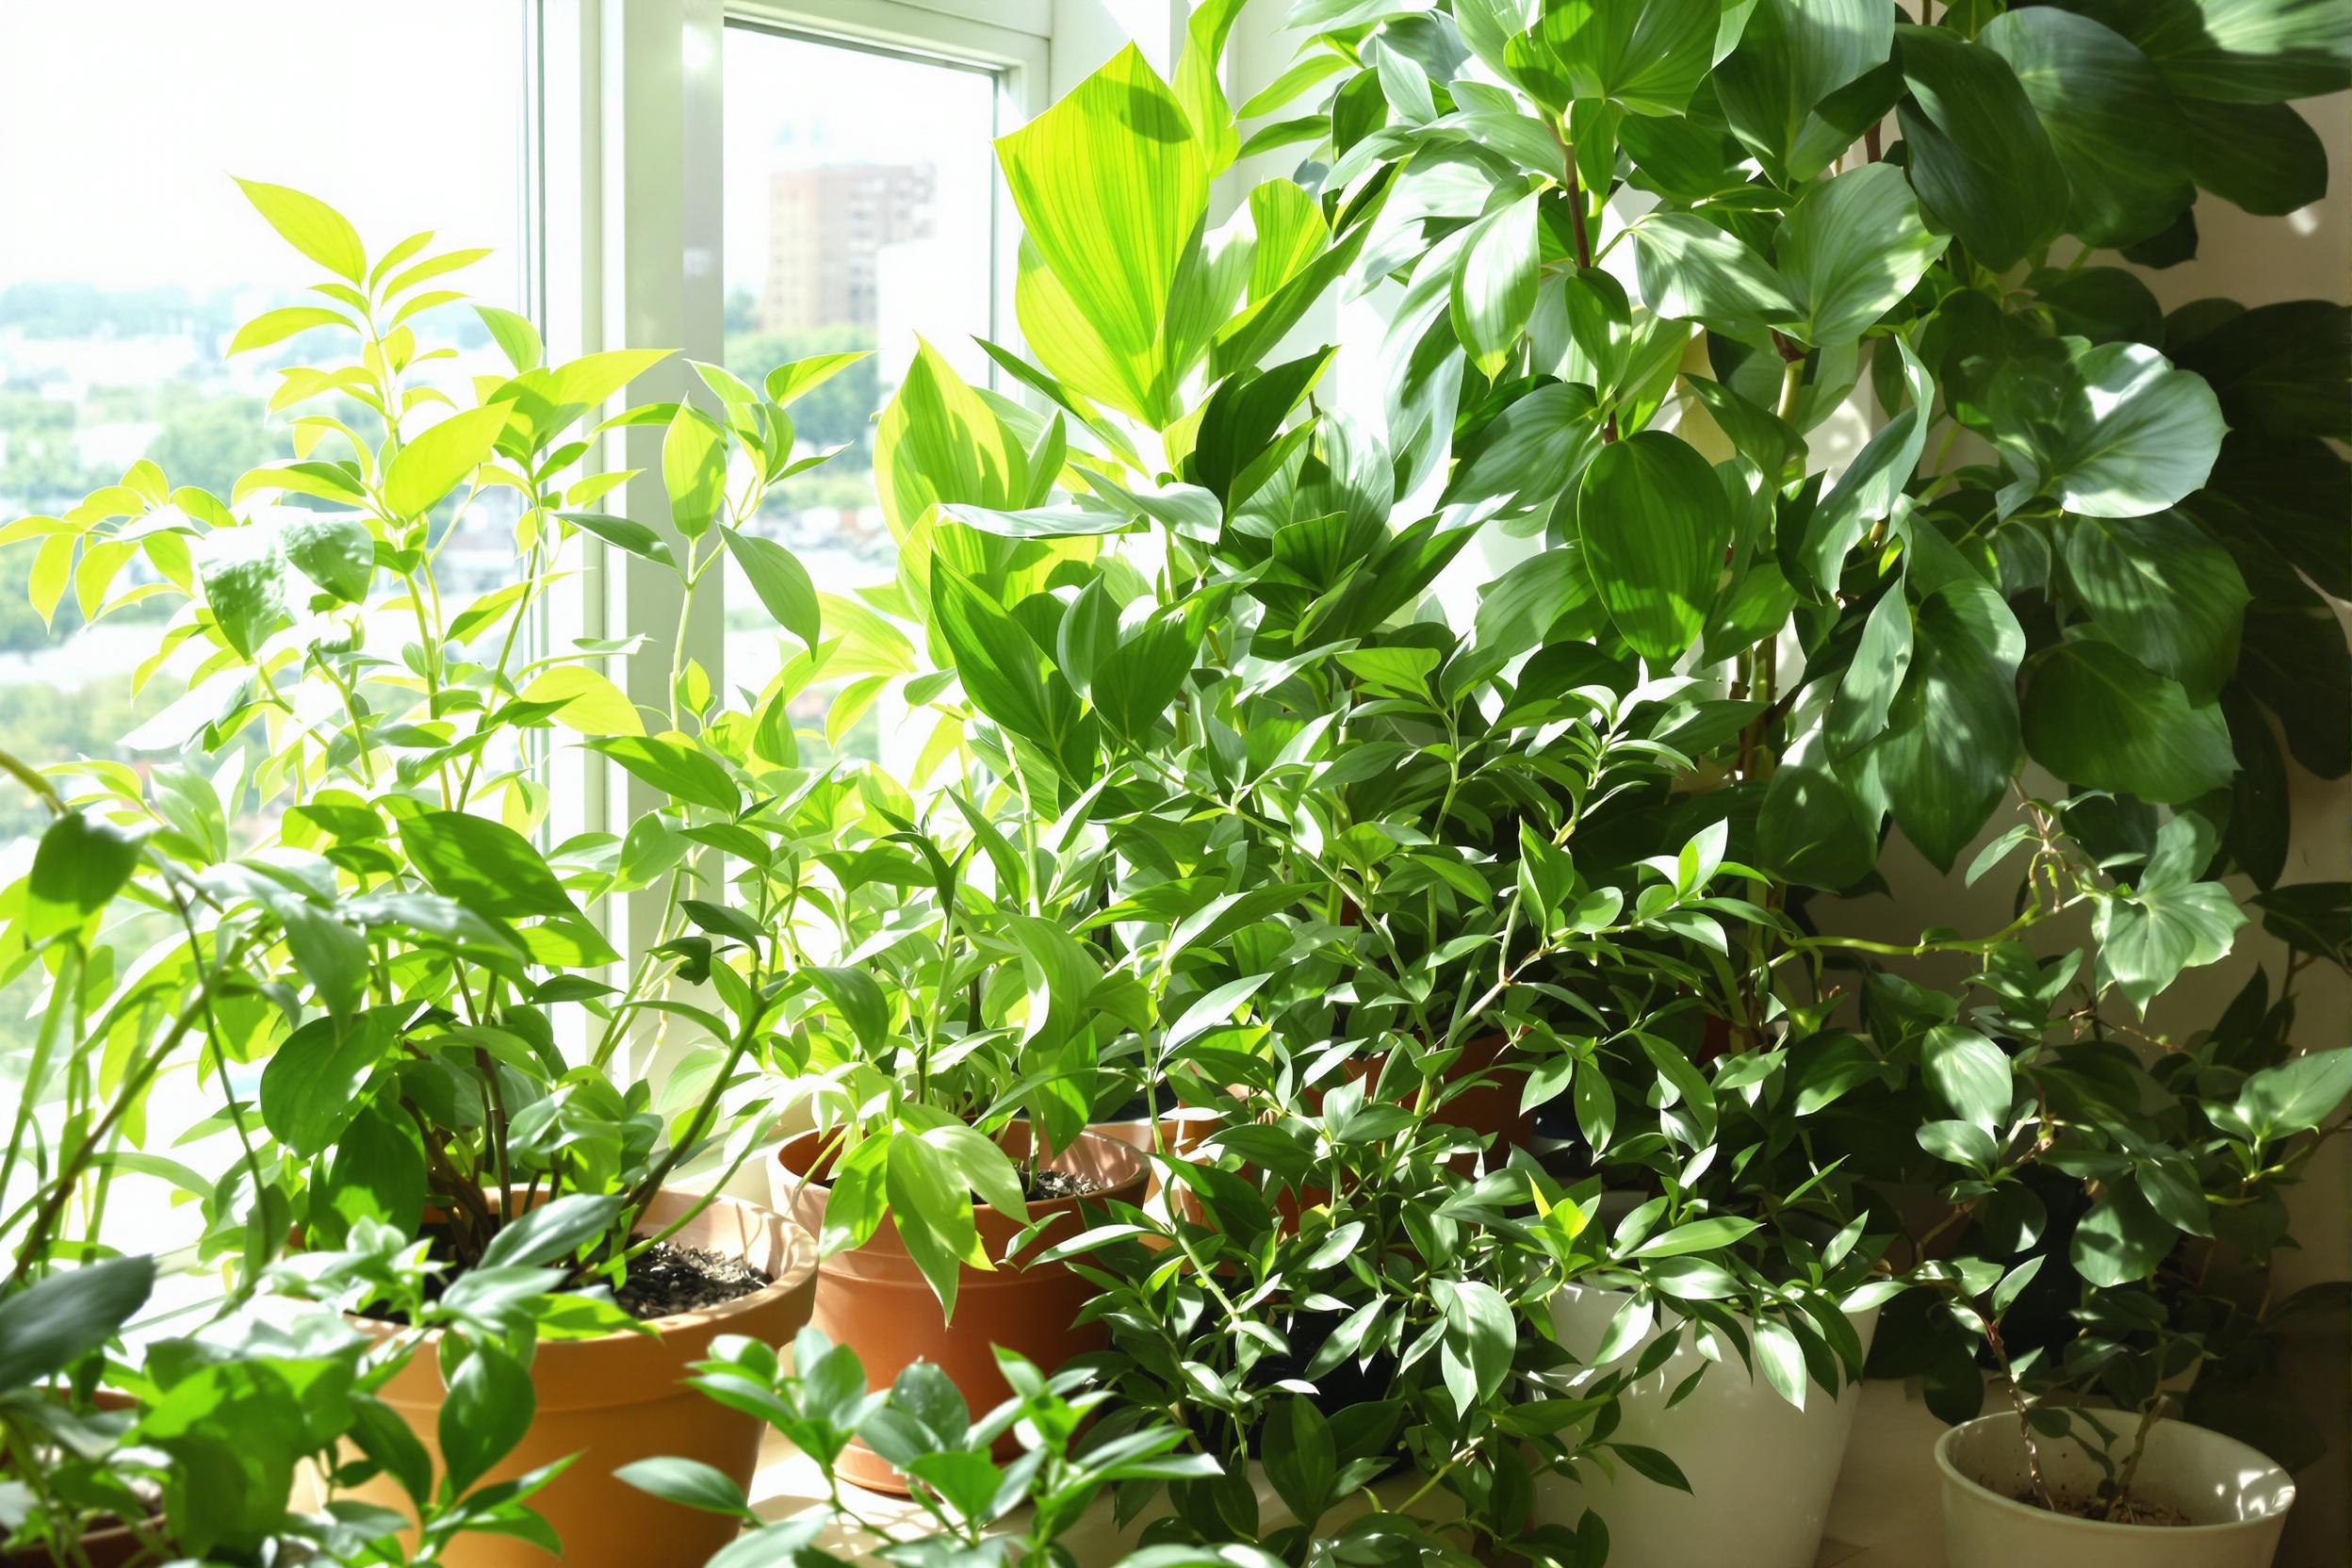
[721,25,999,742]
[0,0,529,1249]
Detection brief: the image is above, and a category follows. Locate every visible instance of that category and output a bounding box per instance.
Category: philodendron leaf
[995,45,1207,423]
[1449,190,1543,382]
[2069,1183,2175,1287]
[1991,341,2226,519]
[2022,639,2236,803]
[439,1340,535,1496]
[2061,512,2247,700]
[1895,24,2069,270]
[1575,431,1733,662]
[259,1014,393,1156]
[1774,163,1948,349]
[2229,1051,2352,1144]
[2093,815,2246,1013]
[400,810,589,923]
[1631,212,1795,341]
[0,1254,155,1391]
[1981,8,2194,251]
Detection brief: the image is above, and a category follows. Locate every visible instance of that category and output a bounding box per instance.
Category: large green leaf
[1919,1024,2014,1129]
[662,405,728,542]
[995,46,1206,424]
[1449,191,1543,381]
[589,735,742,815]
[2069,1183,2176,1286]
[383,405,508,521]
[2230,1051,2352,1142]
[928,566,1056,745]
[873,340,1030,536]
[259,1015,392,1157]
[1505,0,1723,116]
[1774,163,1949,348]
[197,530,290,661]
[0,1255,155,1392]
[1575,431,1732,662]
[1715,0,1896,178]
[2093,815,2245,1013]
[281,514,376,604]
[1983,8,2194,250]
[722,527,821,655]
[316,1102,427,1247]
[27,809,144,939]
[400,810,590,923]
[2051,0,2352,104]
[2062,512,2246,699]
[235,179,367,282]
[2022,639,2235,802]
[1793,337,1932,592]
[439,1341,534,1495]
[1895,25,2069,270]
[1990,341,2225,518]
[1844,571,2023,871]
[1631,212,1796,340]
[1758,722,1880,890]
[2179,98,2329,216]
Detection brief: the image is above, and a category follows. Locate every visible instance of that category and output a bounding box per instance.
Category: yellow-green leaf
[519,665,643,736]
[235,178,368,282]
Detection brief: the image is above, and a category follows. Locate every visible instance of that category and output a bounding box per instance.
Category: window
[717,22,1005,747]
[0,0,531,1249]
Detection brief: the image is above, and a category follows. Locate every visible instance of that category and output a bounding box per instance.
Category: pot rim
[346,1186,818,1348]
[1932,1413,2296,1537]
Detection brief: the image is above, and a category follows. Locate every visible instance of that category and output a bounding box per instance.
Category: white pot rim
[1934,1413,2295,1537]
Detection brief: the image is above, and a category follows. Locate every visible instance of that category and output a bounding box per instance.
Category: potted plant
[0,182,840,1566]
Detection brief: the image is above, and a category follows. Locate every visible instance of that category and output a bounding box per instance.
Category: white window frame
[530,0,1138,996]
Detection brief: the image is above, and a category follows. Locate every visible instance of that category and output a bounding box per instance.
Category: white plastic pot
[1534,1282,1878,1568]
[1937,1413,2295,1568]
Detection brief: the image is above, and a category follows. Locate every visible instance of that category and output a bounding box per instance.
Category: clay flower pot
[348,1190,818,1568]
[1936,1414,2295,1568]
[767,1124,1148,1495]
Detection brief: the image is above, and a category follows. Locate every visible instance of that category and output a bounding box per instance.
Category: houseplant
[0,182,834,1566]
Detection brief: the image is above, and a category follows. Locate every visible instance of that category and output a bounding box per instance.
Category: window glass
[720,25,1000,744]
[0,0,530,1249]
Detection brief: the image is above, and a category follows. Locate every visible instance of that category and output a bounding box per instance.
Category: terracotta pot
[768,1125,1148,1495]
[1350,1032,1535,1152]
[347,1190,818,1568]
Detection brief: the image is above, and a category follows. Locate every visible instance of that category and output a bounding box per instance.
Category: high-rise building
[759,163,936,334]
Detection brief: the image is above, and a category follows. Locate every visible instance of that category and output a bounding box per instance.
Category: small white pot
[1937,1413,2294,1568]
[1534,1282,1878,1568]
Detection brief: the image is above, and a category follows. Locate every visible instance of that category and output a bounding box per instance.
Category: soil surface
[1026,1167,1106,1202]
[612,1239,774,1319]
[2014,1491,2193,1527]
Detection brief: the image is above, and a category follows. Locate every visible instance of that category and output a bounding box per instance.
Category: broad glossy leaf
[0,1255,155,1391]
[1576,431,1732,662]
[27,809,144,938]
[1795,338,1932,593]
[723,527,820,655]
[1715,0,1896,177]
[1507,0,1721,116]
[2062,512,2246,699]
[2231,1051,2352,1142]
[1631,212,1795,340]
[383,405,508,521]
[2069,1184,2175,1286]
[259,1015,391,1156]
[590,735,740,814]
[400,810,587,922]
[873,340,1030,535]
[439,1341,535,1495]
[1991,341,2225,519]
[1919,1025,2013,1129]
[1449,191,1542,381]
[281,513,374,603]
[235,179,366,281]
[2022,639,2235,803]
[1774,163,1949,349]
[662,405,728,542]
[1983,8,2194,250]
[2180,97,2329,217]
[1895,25,2068,270]
[197,529,289,660]
[2050,0,2351,104]
[318,1103,426,1247]
[1758,723,1879,890]
[518,665,643,737]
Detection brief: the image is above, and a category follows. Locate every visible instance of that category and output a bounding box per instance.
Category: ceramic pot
[1936,1413,2294,1568]
[349,1189,818,1568]
[1535,1282,1879,1568]
[768,1124,1148,1495]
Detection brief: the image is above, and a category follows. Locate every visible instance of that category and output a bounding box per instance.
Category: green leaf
[235,179,367,281]
[1576,432,1736,662]
[228,306,351,356]
[1982,8,2193,251]
[560,511,676,570]
[1754,1315,1808,1410]
[662,405,728,541]
[197,530,289,661]
[281,513,375,603]
[318,1103,426,1248]
[438,1340,534,1496]
[1449,191,1543,381]
[1507,0,1722,116]
[1775,163,1947,349]
[808,966,890,1057]
[0,1255,155,1392]
[2094,821,2246,1014]
[1796,337,1933,592]
[400,810,588,923]
[1918,1119,1997,1171]
[2180,97,2330,217]
[928,566,1056,744]
[1992,342,2225,519]
[763,351,874,408]
[722,527,820,656]
[517,665,644,737]
[1433,1279,1514,1417]
[888,1130,980,1318]
[27,810,144,939]
[2231,1051,2352,1142]
[475,305,545,374]
[259,1015,392,1156]
[874,340,1031,535]
[614,1457,752,1519]
[2051,0,2351,104]
[1631,212,1796,339]
[384,406,508,520]
[2022,640,2235,803]
[1716,0,1896,178]
[1758,724,1879,890]
[480,1194,627,1270]
[995,46,1207,423]
[1895,25,2069,270]
[2069,1183,2175,1287]
[1919,1024,2013,1129]
[2062,513,2246,700]
[589,735,740,814]
[1628,1216,1761,1258]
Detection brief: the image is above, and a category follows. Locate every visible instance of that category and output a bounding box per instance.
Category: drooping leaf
[1895,25,2069,270]
[2022,639,2236,803]
[2061,512,2247,700]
